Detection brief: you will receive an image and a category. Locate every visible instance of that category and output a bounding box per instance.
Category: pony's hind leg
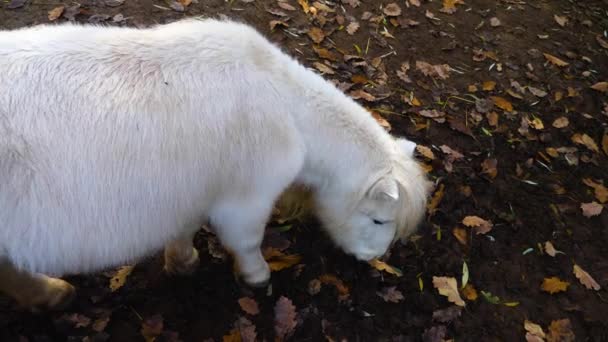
[0,258,75,311]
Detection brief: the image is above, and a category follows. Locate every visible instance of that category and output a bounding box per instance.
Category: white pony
[0,18,430,309]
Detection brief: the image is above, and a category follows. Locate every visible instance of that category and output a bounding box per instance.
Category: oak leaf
[541,277,569,294]
[274,296,297,341]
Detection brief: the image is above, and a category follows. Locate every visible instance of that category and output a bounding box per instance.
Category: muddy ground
[1,0,608,341]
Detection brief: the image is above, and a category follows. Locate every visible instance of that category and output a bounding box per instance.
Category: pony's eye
[373,219,384,225]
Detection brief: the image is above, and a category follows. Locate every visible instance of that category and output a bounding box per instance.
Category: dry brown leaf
[582,178,608,203]
[141,315,163,342]
[313,62,335,75]
[554,15,568,27]
[581,202,603,218]
[490,17,501,27]
[368,259,403,277]
[461,284,478,301]
[552,117,569,128]
[349,89,375,101]
[277,1,296,11]
[418,109,446,123]
[416,61,451,79]
[528,86,548,98]
[603,132,608,155]
[544,241,557,257]
[346,21,360,35]
[573,264,601,290]
[222,328,240,342]
[481,158,498,179]
[547,319,575,342]
[525,320,546,340]
[238,297,260,315]
[274,296,297,341]
[377,286,404,303]
[48,6,64,21]
[263,248,302,271]
[383,3,401,16]
[482,81,496,91]
[269,20,289,31]
[409,0,420,6]
[462,216,493,235]
[486,111,499,126]
[307,27,325,43]
[597,35,608,49]
[571,133,599,152]
[591,82,608,93]
[543,53,569,67]
[440,0,463,14]
[490,96,513,112]
[432,306,462,323]
[452,227,467,245]
[433,276,465,307]
[313,46,339,61]
[236,317,257,342]
[370,111,391,131]
[318,274,350,300]
[554,91,564,101]
[416,145,435,160]
[427,184,445,215]
[541,277,569,294]
[109,265,134,292]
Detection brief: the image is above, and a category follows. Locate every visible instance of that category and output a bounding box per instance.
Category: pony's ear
[396,138,416,157]
[368,177,399,202]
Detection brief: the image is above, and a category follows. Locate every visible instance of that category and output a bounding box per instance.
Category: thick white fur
[0,19,429,282]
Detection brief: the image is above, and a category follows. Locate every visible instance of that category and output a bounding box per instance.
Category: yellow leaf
[571,133,599,152]
[529,117,544,130]
[543,53,569,67]
[490,96,513,112]
[461,283,478,301]
[48,6,64,21]
[541,277,569,294]
[452,227,467,245]
[427,184,445,214]
[307,27,325,44]
[552,117,569,128]
[433,276,466,306]
[411,96,422,106]
[554,91,563,101]
[582,178,608,203]
[263,248,302,271]
[109,265,134,292]
[297,0,309,12]
[590,82,608,93]
[482,81,496,91]
[318,274,350,300]
[370,111,391,131]
[368,259,403,277]
[416,145,435,160]
[468,84,478,92]
[573,264,601,290]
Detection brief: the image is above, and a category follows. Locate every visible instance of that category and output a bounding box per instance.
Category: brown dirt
[1,0,608,341]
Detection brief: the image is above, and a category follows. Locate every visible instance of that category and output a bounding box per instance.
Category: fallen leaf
[481,158,498,179]
[433,276,465,307]
[396,62,411,83]
[440,0,463,14]
[48,6,64,21]
[482,81,496,91]
[489,17,501,27]
[555,91,564,101]
[582,178,608,203]
[235,317,257,342]
[544,241,557,257]
[238,297,260,315]
[318,274,350,300]
[552,117,569,128]
[377,286,404,303]
[263,248,302,271]
[525,320,546,341]
[571,133,599,152]
[462,216,493,234]
[597,35,608,49]
[269,20,289,31]
[308,279,321,295]
[274,297,297,341]
[349,89,375,101]
[297,0,310,13]
[409,0,420,6]
[313,62,335,75]
[307,27,325,43]
[581,202,603,217]
[547,319,575,342]
[277,1,296,11]
[383,3,401,16]
[452,227,467,245]
[415,61,450,79]
[573,264,601,290]
[346,21,360,35]
[368,259,403,277]
[541,277,569,294]
[529,116,544,130]
[528,86,547,97]
[416,145,435,160]
[6,0,27,9]
[343,0,359,8]
[480,290,501,304]
[141,315,163,342]
[92,317,110,332]
[109,265,134,292]
[425,10,435,20]
[486,111,499,126]
[490,96,513,112]
[461,283,478,301]
[432,306,462,323]
[223,328,240,342]
[591,82,608,93]
[603,132,608,155]
[370,111,391,131]
[543,53,569,67]
[418,109,446,123]
[554,15,568,27]
[427,184,445,215]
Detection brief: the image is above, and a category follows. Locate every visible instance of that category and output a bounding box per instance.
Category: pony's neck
[281,59,394,193]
